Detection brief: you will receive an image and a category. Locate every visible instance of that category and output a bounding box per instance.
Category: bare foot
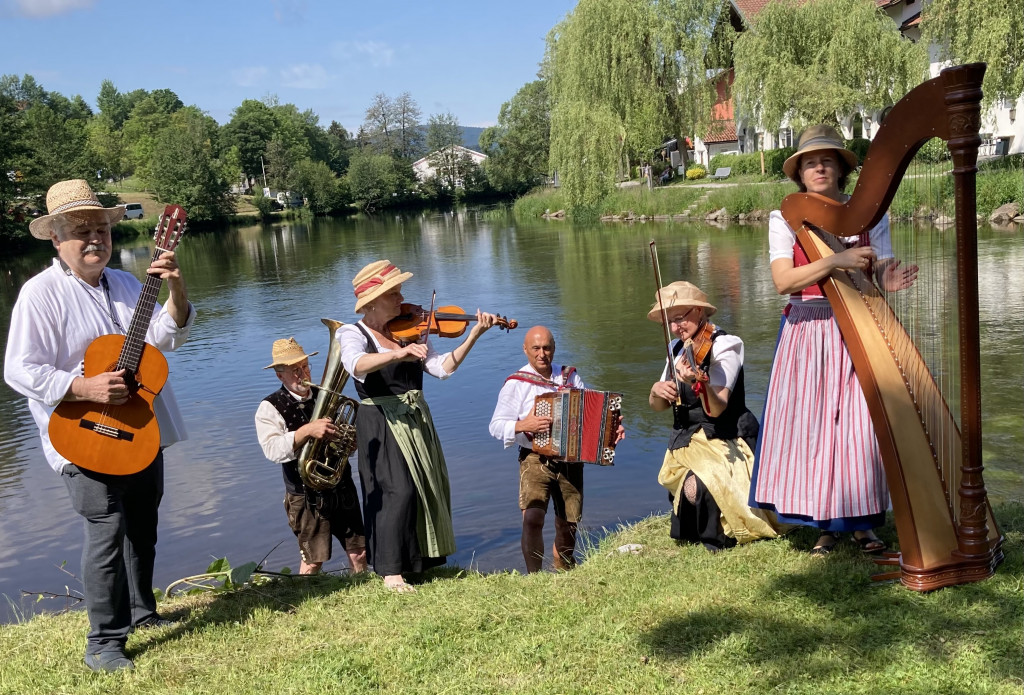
[383,575,417,593]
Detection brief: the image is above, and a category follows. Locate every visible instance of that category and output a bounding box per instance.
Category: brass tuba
[297,318,360,491]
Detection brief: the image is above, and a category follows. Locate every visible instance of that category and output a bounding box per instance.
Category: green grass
[513,186,703,221]
[1,505,1020,694]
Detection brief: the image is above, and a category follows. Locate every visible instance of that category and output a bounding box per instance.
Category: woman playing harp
[749,125,918,557]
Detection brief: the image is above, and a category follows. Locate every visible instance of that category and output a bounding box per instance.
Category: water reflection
[0,212,1020,622]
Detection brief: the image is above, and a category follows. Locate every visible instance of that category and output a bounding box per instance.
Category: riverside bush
[708,147,795,179]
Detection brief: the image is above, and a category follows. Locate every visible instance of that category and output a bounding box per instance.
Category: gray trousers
[61,453,163,654]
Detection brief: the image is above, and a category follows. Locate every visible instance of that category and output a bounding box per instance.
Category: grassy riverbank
[515,158,1023,223]
[1,505,1020,694]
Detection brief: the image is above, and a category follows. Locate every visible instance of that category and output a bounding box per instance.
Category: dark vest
[353,323,423,399]
[669,329,759,451]
[263,386,316,494]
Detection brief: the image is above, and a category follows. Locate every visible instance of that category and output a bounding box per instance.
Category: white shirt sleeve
[3,285,77,407]
[338,322,451,384]
[768,210,797,263]
[254,399,299,463]
[708,334,743,392]
[489,380,523,448]
[869,212,893,261]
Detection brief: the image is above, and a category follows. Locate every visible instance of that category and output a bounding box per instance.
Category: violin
[387,303,518,343]
[678,320,715,383]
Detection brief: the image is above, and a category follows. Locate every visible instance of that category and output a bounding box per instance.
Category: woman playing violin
[648,281,786,552]
[337,260,499,592]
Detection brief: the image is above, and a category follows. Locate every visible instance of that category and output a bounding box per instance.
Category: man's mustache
[83,244,107,253]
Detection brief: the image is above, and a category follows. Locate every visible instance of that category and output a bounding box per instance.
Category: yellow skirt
[658,430,788,544]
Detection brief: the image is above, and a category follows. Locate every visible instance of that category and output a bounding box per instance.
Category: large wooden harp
[781,63,1003,591]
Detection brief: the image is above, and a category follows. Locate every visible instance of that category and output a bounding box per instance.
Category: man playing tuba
[255,337,367,574]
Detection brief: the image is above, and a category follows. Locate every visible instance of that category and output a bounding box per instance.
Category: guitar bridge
[79,419,135,442]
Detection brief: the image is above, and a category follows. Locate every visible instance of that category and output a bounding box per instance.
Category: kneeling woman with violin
[647,282,786,552]
[337,260,505,592]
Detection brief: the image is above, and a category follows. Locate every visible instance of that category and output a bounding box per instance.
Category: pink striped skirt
[751,304,888,523]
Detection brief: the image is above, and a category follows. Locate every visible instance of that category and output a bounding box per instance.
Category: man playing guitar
[4,180,194,673]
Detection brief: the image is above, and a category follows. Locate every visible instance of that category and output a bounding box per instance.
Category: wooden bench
[707,167,732,180]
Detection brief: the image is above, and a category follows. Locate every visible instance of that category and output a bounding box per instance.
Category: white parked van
[120,203,144,220]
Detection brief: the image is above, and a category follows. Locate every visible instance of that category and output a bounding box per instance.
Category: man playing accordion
[489,326,623,573]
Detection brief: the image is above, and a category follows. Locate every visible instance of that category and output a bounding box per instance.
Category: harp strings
[883,144,962,519]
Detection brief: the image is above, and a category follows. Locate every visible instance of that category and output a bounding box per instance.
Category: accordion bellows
[532,389,622,465]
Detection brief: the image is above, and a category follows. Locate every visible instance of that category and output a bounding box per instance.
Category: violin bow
[649,240,682,406]
[419,290,437,345]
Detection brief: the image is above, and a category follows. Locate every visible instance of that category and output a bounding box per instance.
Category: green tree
[549,101,624,216]
[922,0,1024,110]
[479,79,550,195]
[732,0,927,132]
[346,149,400,210]
[325,121,353,174]
[19,95,92,191]
[149,107,234,222]
[96,80,147,129]
[86,114,126,181]
[289,158,349,214]
[221,99,278,182]
[393,92,423,160]
[425,112,464,190]
[122,91,184,186]
[0,92,29,243]
[546,0,728,214]
[363,93,398,155]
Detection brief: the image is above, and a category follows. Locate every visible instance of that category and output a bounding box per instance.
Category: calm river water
[1,210,1021,622]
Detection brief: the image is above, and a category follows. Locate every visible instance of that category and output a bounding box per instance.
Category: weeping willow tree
[732,0,927,132]
[922,0,1024,112]
[547,0,732,216]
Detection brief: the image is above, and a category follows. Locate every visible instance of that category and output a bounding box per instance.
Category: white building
[412,145,488,186]
[708,0,1022,158]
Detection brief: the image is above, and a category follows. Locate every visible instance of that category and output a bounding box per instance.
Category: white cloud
[8,0,94,17]
[232,66,268,88]
[331,40,395,68]
[279,63,330,90]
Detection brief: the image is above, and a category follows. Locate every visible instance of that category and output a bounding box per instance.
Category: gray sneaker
[84,651,135,672]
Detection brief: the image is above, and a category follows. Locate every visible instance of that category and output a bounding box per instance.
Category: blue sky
[0,0,576,130]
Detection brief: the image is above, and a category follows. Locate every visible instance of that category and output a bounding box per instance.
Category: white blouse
[337,321,451,384]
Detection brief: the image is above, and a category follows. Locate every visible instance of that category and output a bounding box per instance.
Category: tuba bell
[297,318,360,491]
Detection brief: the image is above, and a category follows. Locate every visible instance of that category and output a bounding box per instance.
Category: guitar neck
[116,248,165,373]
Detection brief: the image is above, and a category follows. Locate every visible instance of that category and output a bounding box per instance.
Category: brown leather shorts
[518,448,584,523]
[284,488,366,565]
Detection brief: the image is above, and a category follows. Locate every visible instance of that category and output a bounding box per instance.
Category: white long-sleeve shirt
[660,334,744,393]
[337,320,451,383]
[4,259,195,472]
[254,387,311,463]
[488,363,584,450]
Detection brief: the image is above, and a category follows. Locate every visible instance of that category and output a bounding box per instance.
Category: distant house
[412,145,488,188]
[700,0,1022,160]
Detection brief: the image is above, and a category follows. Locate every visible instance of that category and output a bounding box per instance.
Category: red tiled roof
[876,0,902,8]
[731,0,772,23]
[900,12,921,29]
[704,120,737,144]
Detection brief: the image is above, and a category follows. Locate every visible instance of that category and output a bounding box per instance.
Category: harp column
[941,63,991,560]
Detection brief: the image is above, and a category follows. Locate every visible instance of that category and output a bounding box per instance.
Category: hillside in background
[460,126,486,152]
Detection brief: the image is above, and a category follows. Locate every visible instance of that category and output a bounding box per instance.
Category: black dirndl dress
[353,324,446,576]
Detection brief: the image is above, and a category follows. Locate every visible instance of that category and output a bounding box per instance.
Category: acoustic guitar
[48,205,187,475]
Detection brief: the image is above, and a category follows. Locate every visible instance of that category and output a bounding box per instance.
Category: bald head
[523,325,555,377]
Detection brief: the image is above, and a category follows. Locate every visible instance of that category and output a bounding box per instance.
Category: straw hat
[263,337,318,370]
[646,281,717,322]
[352,260,412,312]
[782,125,859,184]
[28,179,127,240]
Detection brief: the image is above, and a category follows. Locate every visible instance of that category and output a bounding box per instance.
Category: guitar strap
[59,258,126,334]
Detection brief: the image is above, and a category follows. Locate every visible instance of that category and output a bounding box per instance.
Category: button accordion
[532,389,622,465]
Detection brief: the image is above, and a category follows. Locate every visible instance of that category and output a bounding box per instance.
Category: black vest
[263,386,316,494]
[353,323,424,399]
[669,329,759,451]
